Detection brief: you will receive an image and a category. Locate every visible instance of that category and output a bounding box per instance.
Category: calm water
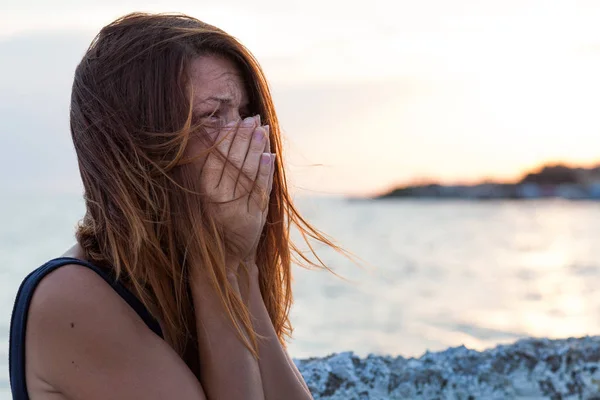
[2,193,600,395]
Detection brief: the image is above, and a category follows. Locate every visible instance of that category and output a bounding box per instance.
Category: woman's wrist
[189,253,258,295]
[189,259,240,294]
[225,252,258,272]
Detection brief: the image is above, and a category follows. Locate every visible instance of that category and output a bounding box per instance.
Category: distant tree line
[519,164,600,185]
[375,162,600,199]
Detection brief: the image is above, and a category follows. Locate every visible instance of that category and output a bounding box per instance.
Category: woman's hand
[200,115,275,267]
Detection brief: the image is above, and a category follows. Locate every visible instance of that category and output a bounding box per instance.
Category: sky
[2,0,600,196]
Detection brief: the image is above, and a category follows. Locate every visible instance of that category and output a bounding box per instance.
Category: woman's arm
[194,115,310,398]
[241,261,313,400]
[191,261,264,399]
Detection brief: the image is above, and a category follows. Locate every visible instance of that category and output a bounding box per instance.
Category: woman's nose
[222,109,242,125]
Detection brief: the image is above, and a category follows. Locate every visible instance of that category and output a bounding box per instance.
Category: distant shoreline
[374,163,600,201]
[373,182,600,201]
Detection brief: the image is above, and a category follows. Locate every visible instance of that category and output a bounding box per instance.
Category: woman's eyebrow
[201,96,249,108]
[205,96,233,104]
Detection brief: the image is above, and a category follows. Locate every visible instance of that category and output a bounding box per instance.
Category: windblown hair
[70,12,340,375]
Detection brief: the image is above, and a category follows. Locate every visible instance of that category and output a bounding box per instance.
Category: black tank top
[8,257,163,399]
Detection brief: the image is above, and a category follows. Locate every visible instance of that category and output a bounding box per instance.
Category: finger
[213,120,238,159]
[250,153,272,213]
[202,121,236,171]
[242,125,267,183]
[263,125,274,196]
[267,152,276,197]
[228,116,260,197]
[264,124,271,153]
[201,120,238,193]
[228,115,259,169]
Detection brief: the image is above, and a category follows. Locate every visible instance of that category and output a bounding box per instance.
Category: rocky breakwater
[294,337,600,399]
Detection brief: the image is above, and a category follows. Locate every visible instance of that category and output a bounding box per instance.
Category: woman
[9,12,341,399]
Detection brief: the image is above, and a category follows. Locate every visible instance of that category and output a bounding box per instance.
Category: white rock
[294,336,600,399]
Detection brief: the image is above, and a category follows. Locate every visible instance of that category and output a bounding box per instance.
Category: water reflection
[289,198,600,358]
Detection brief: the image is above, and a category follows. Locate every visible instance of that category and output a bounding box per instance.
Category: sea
[2,192,600,396]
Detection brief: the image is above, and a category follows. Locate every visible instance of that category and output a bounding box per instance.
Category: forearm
[244,263,313,400]
[191,266,264,399]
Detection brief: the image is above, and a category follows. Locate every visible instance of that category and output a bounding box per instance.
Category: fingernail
[264,125,270,135]
[253,129,264,142]
[225,119,238,128]
[254,115,261,125]
[261,153,271,165]
[242,117,255,127]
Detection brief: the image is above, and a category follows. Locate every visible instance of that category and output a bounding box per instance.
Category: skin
[24,55,312,399]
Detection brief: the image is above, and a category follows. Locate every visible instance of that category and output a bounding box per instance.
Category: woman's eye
[201,109,220,119]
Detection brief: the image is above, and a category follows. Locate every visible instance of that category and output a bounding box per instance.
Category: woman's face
[185,54,251,162]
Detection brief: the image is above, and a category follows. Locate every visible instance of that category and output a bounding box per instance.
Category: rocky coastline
[294,336,600,399]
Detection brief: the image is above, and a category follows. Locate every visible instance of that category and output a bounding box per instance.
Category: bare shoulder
[27,263,146,349]
[29,263,142,341]
[26,263,206,400]
[30,263,120,317]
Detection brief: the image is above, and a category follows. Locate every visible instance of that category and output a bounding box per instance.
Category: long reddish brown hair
[70,12,341,374]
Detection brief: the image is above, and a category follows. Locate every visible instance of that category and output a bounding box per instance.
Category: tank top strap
[9,257,163,399]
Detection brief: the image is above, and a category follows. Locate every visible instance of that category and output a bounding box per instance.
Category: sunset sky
[2,0,600,195]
